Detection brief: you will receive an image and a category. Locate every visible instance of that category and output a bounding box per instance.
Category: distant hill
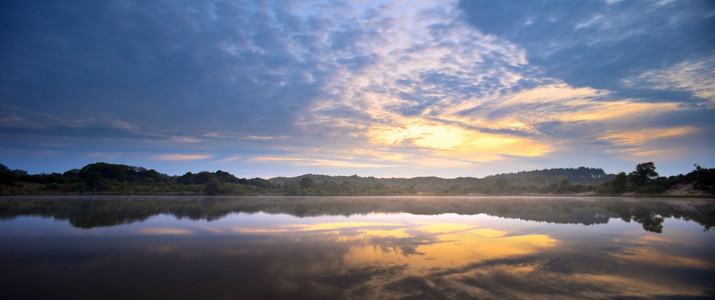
[270,167,611,187]
[268,167,613,194]
[482,167,613,185]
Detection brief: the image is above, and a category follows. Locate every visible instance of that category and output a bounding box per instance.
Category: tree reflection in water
[1,196,712,232]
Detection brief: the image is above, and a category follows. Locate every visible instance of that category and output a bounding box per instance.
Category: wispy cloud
[242,135,289,141]
[215,156,242,163]
[155,154,212,161]
[599,127,698,147]
[624,56,715,108]
[251,156,394,168]
[171,136,202,143]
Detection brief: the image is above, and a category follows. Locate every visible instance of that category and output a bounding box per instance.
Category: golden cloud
[366,118,550,161]
[599,127,697,146]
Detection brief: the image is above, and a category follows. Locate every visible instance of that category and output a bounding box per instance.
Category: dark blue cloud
[458,0,715,102]
[0,0,327,140]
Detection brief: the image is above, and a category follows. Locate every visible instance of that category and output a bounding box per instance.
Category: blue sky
[1,0,714,178]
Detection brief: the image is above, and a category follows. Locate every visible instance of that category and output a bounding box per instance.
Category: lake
[1,196,714,299]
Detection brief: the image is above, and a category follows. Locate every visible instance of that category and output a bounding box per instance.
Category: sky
[1,0,714,179]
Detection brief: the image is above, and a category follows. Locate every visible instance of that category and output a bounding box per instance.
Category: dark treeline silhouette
[0,162,713,196]
[596,162,715,195]
[1,196,712,233]
[0,162,277,196]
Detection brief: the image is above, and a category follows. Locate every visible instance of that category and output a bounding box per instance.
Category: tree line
[595,162,715,195]
[0,161,713,196]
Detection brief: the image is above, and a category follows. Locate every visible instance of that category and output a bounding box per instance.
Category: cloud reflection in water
[1,197,713,299]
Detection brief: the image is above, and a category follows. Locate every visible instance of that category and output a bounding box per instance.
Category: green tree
[286,181,300,195]
[204,178,222,195]
[299,177,316,190]
[611,172,628,193]
[492,178,510,193]
[85,171,103,191]
[629,162,659,186]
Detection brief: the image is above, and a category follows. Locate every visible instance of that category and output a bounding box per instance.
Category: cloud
[0,0,323,138]
[436,83,685,133]
[251,156,394,168]
[171,136,202,143]
[624,56,715,108]
[243,135,289,141]
[597,126,700,160]
[155,154,212,161]
[295,0,549,162]
[599,127,698,147]
[281,0,704,172]
[366,119,549,161]
[215,156,242,163]
[1,0,713,176]
[458,0,715,94]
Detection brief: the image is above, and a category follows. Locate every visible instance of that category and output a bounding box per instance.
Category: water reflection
[1,196,713,232]
[0,197,714,299]
[340,226,556,271]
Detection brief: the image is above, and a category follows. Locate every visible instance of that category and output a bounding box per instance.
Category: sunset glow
[0,0,713,177]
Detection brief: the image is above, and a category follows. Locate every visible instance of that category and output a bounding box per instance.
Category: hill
[269,167,613,194]
[483,167,613,185]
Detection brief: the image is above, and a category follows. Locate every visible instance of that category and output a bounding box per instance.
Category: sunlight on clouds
[501,83,607,105]
[441,84,684,133]
[301,0,541,166]
[561,101,683,121]
[2,0,711,177]
[366,119,550,161]
[599,127,697,160]
[599,127,697,146]
[605,146,689,160]
[155,154,212,160]
[629,149,671,157]
[286,0,703,171]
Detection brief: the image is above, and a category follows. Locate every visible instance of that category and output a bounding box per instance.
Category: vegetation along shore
[1,162,713,197]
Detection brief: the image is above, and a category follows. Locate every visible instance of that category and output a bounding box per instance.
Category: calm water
[1,196,714,299]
